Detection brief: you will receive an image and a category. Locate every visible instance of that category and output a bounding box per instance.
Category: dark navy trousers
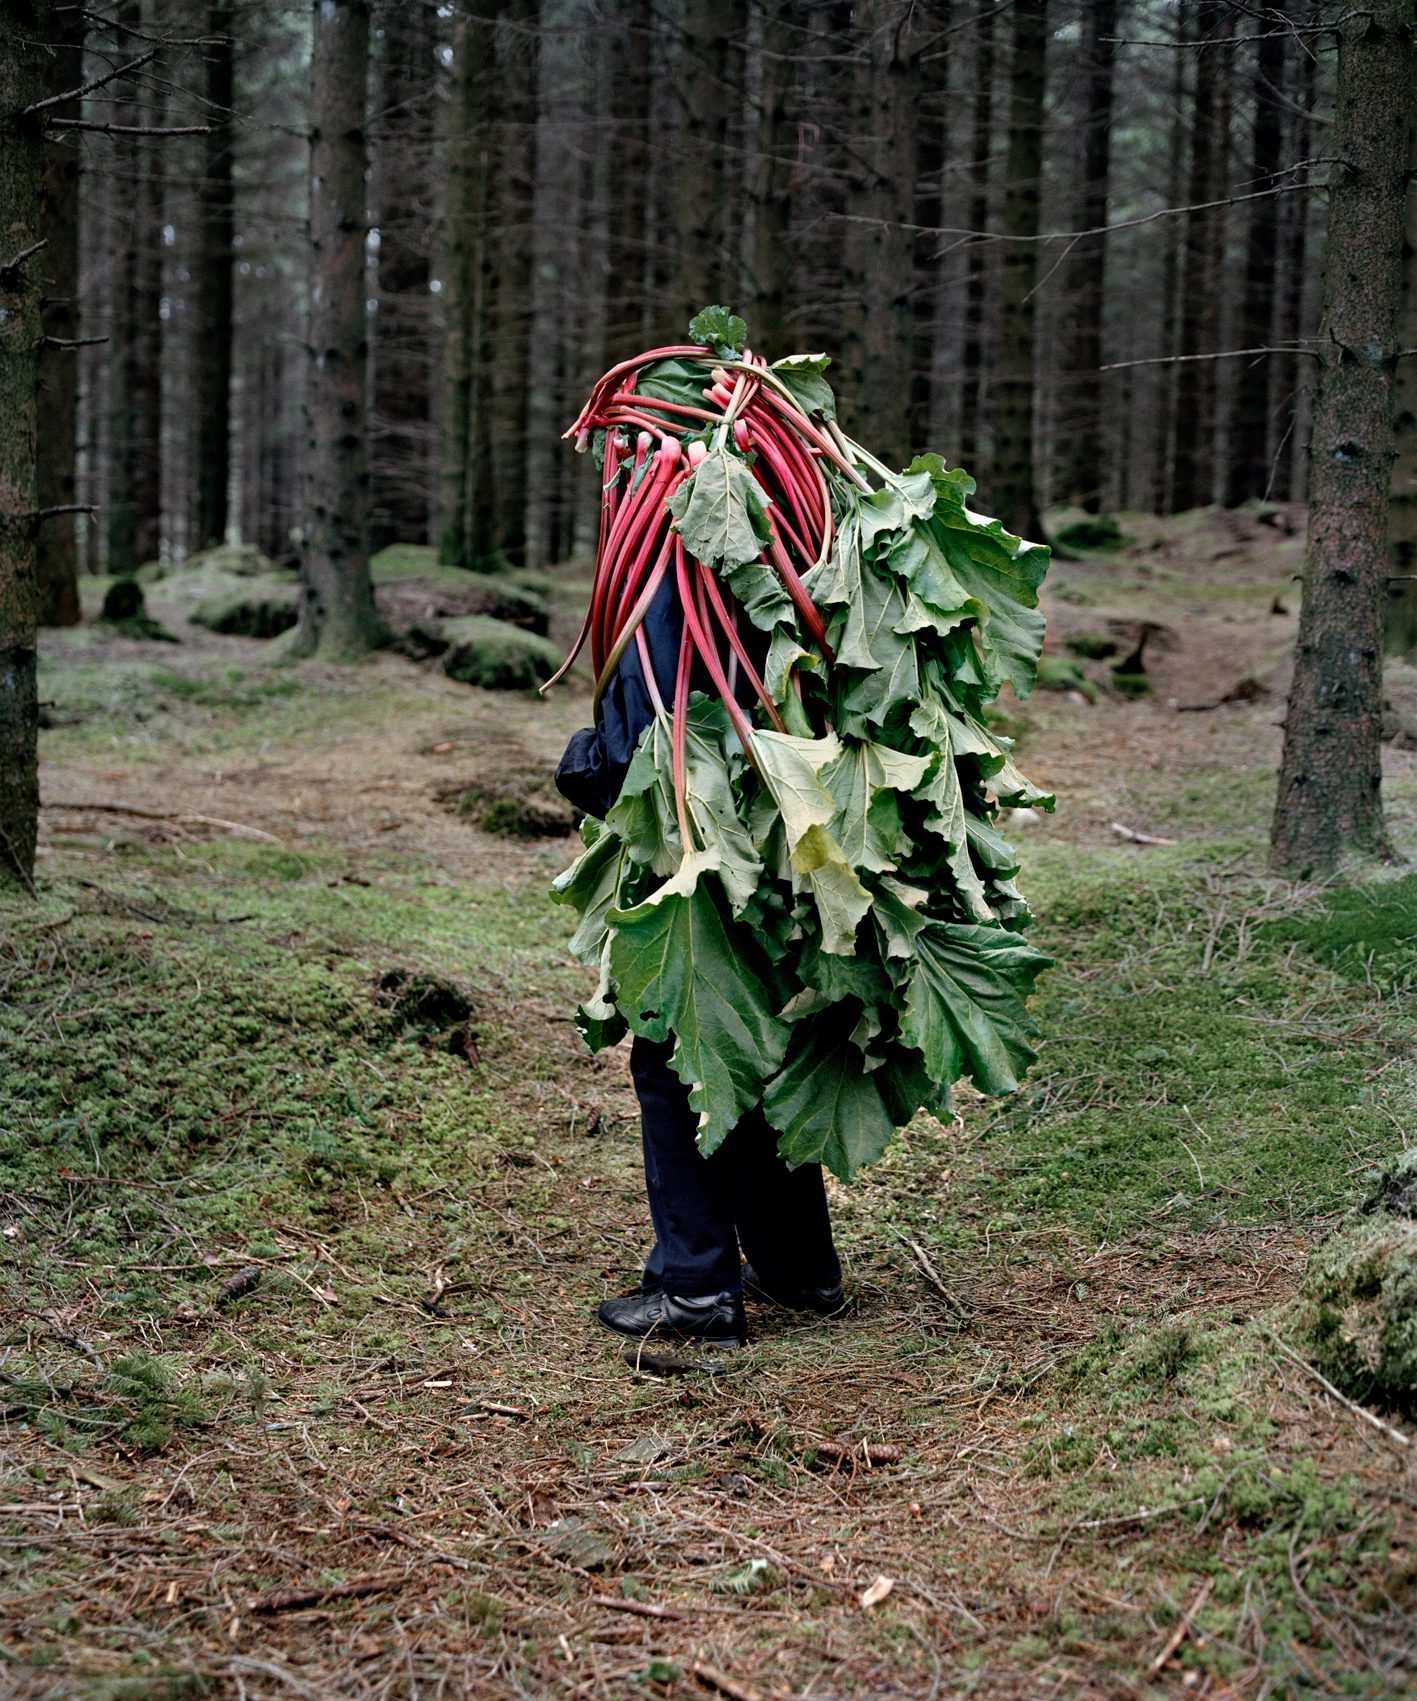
[631,1035,842,1299]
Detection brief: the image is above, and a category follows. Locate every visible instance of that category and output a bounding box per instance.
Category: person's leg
[595,1036,746,1345]
[720,1103,842,1302]
[631,1036,742,1297]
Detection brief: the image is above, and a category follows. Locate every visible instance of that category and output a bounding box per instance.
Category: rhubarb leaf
[763,1005,896,1181]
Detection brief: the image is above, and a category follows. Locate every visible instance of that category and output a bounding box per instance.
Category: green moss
[1259,873,1417,993]
[189,575,300,639]
[439,617,563,690]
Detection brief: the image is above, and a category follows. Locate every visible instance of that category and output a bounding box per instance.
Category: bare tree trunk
[839,0,918,469]
[989,0,1046,539]
[1149,26,1187,515]
[293,0,385,659]
[958,0,994,469]
[196,1,234,551]
[489,0,540,569]
[1271,6,1315,503]
[106,3,164,577]
[1060,0,1117,514]
[747,0,794,358]
[607,0,655,363]
[0,1,47,893]
[1196,11,1234,501]
[909,0,950,456]
[674,0,741,333]
[1271,0,1415,876]
[1224,18,1286,506]
[36,4,83,625]
[369,0,436,552]
[1384,42,1417,652]
[437,7,490,565]
[1171,2,1218,513]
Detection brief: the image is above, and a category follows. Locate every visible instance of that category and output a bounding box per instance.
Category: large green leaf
[669,447,773,572]
[791,823,872,955]
[929,516,1048,701]
[637,357,713,412]
[608,850,789,1154]
[770,353,836,420]
[822,741,931,874]
[750,728,840,851]
[764,1005,897,1181]
[550,819,630,964]
[722,554,793,632]
[899,922,1053,1096]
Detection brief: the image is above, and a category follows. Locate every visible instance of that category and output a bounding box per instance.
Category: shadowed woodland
[2,1,1417,1698]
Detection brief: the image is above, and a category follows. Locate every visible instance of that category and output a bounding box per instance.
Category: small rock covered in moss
[439,616,563,690]
[1289,1148,1417,1412]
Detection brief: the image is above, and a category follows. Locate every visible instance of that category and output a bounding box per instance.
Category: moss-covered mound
[439,616,562,690]
[141,543,277,583]
[190,575,300,638]
[1288,1149,1417,1412]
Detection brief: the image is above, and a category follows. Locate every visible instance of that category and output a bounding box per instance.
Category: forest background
[30,0,1389,606]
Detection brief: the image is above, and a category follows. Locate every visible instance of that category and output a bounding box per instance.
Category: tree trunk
[1060,0,1117,514]
[674,0,739,335]
[0,0,47,893]
[35,3,82,625]
[1149,23,1187,514]
[988,0,1046,540]
[607,0,655,364]
[1271,5,1316,504]
[293,0,385,659]
[1224,18,1286,507]
[909,0,950,455]
[369,0,436,553]
[747,0,794,359]
[106,2,164,577]
[1384,43,1417,652]
[839,0,919,470]
[437,8,488,565]
[1270,0,1415,876]
[488,0,540,569]
[1196,12,1234,501]
[1171,3,1218,513]
[958,0,995,470]
[196,2,235,551]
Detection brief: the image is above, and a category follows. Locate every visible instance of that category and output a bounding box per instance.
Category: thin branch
[19,48,157,116]
[0,239,48,285]
[35,505,99,520]
[844,176,1328,248]
[37,335,108,350]
[1256,1322,1411,1449]
[45,119,212,137]
[1101,345,1320,372]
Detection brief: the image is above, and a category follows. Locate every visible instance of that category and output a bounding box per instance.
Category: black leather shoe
[742,1263,845,1316]
[596,1289,746,1347]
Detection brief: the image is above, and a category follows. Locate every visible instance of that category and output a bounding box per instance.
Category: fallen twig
[1147,1576,1213,1675]
[250,1570,406,1613]
[902,1236,969,1317]
[690,1662,793,1701]
[591,1595,687,1621]
[1110,822,1176,846]
[1255,1321,1412,1448]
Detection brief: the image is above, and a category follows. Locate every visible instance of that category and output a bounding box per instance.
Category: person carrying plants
[549,309,1055,1351]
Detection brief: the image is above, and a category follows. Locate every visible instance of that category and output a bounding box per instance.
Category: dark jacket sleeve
[553,568,771,819]
[555,572,679,820]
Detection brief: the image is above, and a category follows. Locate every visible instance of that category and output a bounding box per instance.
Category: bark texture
[839,0,918,471]
[369,0,435,552]
[196,2,235,550]
[958,0,994,469]
[607,0,655,364]
[909,0,950,455]
[1225,16,1286,506]
[489,0,540,568]
[1271,0,1416,875]
[748,0,794,360]
[36,4,82,625]
[294,0,385,659]
[1171,4,1219,512]
[0,1,47,892]
[106,3,164,577]
[1385,51,1417,651]
[1060,0,1117,513]
[674,0,740,335]
[989,0,1046,540]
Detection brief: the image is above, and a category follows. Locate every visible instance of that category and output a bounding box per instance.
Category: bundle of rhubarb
[548,307,1054,1181]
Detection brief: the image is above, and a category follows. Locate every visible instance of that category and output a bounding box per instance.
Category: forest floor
[3,503,1417,1701]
